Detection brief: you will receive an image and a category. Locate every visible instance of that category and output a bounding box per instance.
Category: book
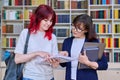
[50,54,76,63]
[78,42,105,69]
[36,54,77,65]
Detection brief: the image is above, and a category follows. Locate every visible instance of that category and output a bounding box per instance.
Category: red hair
[28,4,56,40]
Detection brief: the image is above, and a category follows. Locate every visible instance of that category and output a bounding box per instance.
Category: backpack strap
[24,30,30,54]
[17,30,30,79]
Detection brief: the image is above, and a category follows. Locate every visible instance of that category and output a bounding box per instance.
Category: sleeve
[51,34,58,56]
[94,39,108,70]
[96,54,108,70]
[92,39,108,70]
[14,29,28,54]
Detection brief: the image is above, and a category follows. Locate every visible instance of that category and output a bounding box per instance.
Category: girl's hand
[47,58,60,68]
[36,51,50,59]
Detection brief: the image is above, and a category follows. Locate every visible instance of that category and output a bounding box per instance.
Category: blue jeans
[51,78,54,80]
[23,77,33,80]
[23,77,54,80]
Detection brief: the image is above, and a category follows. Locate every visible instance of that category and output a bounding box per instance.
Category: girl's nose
[47,21,52,25]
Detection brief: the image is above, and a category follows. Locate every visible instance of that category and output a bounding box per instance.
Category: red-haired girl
[14,5,58,80]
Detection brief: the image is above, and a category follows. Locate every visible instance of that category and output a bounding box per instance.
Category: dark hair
[28,4,56,40]
[72,14,97,41]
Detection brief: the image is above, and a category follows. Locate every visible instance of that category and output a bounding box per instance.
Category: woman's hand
[59,51,68,56]
[78,50,90,65]
[78,50,98,69]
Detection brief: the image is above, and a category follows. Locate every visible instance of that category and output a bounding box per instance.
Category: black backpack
[3,31,30,80]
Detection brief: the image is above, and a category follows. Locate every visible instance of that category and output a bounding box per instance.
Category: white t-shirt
[71,38,85,80]
[14,29,58,80]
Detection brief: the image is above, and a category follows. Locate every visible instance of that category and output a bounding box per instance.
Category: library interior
[0,0,120,80]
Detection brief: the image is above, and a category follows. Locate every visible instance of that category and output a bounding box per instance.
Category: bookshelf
[88,0,120,63]
[0,0,2,79]
[54,0,88,49]
[0,0,120,79]
[113,0,120,63]
[0,0,2,45]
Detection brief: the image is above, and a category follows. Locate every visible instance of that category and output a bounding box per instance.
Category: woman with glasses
[60,14,108,80]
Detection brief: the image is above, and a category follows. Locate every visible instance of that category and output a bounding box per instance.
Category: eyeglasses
[72,26,85,32]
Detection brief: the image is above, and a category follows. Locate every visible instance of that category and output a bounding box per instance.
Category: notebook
[78,42,105,69]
